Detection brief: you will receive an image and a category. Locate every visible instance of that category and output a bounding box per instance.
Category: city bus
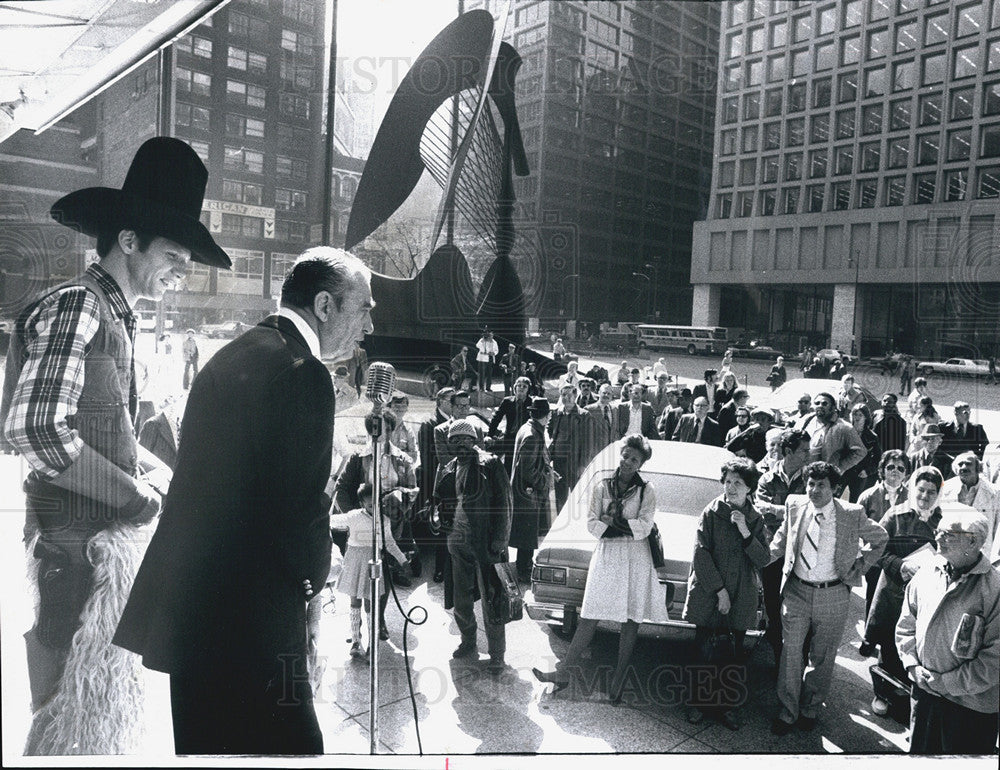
[636,324,729,355]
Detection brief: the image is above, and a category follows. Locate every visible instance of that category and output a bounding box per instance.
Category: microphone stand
[366,404,384,755]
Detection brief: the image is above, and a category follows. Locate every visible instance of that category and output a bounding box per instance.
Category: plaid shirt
[3,264,135,478]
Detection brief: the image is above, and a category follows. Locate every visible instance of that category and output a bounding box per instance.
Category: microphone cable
[379,504,428,755]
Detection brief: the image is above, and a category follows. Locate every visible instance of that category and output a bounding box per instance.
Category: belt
[793,574,842,589]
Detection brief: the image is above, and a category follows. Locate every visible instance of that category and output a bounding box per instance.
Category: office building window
[917,134,940,165]
[222,179,263,205]
[740,159,757,185]
[722,97,738,124]
[717,193,732,218]
[742,125,758,152]
[816,41,835,71]
[229,11,248,35]
[895,21,917,53]
[842,35,861,65]
[893,61,914,91]
[858,178,878,207]
[281,29,314,56]
[279,93,311,120]
[275,188,308,211]
[922,52,947,86]
[944,169,968,201]
[957,3,985,38]
[913,173,936,204]
[890,98,911,130]
[861,141,881,171]
[791,48,810,77]
[951,87,975,120]
[770,19,787,47]
[813,78,832,108]
[176,68,211,97]
[838,72,859,102]
[782,187,799,214]
[843,0,862,28]
[809,149,828,178]
[744,92,761,120]
[767,54,786,82]
[834,145,854,175]
[832,182,851,210]
[868,29,888,60]
[762,155,779,182]
[862,104,883,134]
[727,32,744,59]
[898,0,920,12]
[787,117,805,145]
[888,138,909,168]
[189,140,209,164]
[765,87,783,116]
[836,109,855,139]
[990,41,1000,73]
[749,26,765,53]
[807,184,825,212]
[228,46,247,70]
[818,5,836,35]
[870,0,891,21]
[982,125,1000,158]
[761,189,776,215]
[919,92,943,125]
[788,82,807,111]
[721,129,737,155]
[785,152,803,181]
[953,46,979,79]
[948,127,972,160]
[724,63,741,91]
[764,121,781,150]
[810,114,830,143]
[985,82,1000,115]
[925,13,948,46]
[223,146,264,173]
[885,176,905,205]
[175,103,210,131]
[226,79,265,109]
[865,68,885,98]
[736,191,754,217]
[977,166,1000,197]
[276,155,308,181]
[793,14,812,43]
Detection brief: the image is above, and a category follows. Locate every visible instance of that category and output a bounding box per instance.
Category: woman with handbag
[532,434,667,702]
[683,457,771,730]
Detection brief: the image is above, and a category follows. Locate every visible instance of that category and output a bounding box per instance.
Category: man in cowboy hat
[0,137,229,755]
[510,397,554,582]
[115,247,373,754]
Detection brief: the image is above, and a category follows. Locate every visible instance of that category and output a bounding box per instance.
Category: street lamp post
[632,271,651,320]
[644,262,659,320]
[847,249,861,356]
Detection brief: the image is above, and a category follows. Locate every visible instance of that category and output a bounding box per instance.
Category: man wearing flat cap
[0,137,228,755]
[909,423,955,481]
[433,418,513,674]
[511,397,555,581]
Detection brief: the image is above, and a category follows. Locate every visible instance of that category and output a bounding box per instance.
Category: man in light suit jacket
[114,249,375,755]
[584,382,617,463]
[767,461,888,736]
[615,382,660,440]
[672,396,724,447]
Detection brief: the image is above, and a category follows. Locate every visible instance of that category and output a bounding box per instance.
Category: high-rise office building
[94,0,362,327]
[693,0,1000,359]
[469,0,720,326]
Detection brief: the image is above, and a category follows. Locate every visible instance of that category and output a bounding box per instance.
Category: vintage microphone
[363,360,395,754]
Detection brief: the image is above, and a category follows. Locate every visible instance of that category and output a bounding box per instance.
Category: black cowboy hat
[50,137,230,269]
[527,397,550,417]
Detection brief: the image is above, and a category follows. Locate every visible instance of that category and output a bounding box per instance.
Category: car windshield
[647,473,720,514]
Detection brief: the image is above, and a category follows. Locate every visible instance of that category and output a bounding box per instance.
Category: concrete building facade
[693,0,1000,359]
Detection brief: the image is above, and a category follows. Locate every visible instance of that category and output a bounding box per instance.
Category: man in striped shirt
[0,137,230,755]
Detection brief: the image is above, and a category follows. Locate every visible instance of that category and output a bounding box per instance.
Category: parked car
[730,340,783,360]
[201,321,243,339]
[915,357,991,378]
[866,352,905,374]
[811,348,854,366]
[753,378,879,427]
[525,440,764,640]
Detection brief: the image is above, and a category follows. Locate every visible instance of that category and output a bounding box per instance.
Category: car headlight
[532,566,567,585]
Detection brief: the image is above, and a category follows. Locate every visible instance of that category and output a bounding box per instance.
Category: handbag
[647,523,665,570]
[485,562,524,625]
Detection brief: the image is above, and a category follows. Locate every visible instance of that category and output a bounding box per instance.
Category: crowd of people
[1,138,997,759]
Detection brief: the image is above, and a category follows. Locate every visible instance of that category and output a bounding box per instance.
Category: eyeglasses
[934,529,973,541]
[884,464,907,472]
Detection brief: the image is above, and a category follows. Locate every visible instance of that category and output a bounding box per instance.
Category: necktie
[801,511,822,572]
[695,419,703,443]
[605,405,612,430]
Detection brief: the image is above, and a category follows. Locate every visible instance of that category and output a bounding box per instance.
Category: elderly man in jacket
[940,452,1000,557]
[768,462,887,736]
[434,419,512,675]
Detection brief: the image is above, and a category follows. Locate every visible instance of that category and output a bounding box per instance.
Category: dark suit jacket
[615,402,659,440]
[417,408,448,501]
[114,315,335,676]
[488,395,531,456]
[584,401,616,461]
[672,413,724,446]
[908,449,955,481]
[433,450,512,564]
[716,400,741,437]
[938,420,990,459]
[692,382,721,412]
[138,411,178,470]
[768,496,888,595]
[657,405,683,440]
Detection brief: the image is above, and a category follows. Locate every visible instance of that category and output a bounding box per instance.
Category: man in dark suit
[692,369,719,413]
[872,392,908,453]
[656,388,683,440]
[615,382,659,440]
[487,376,531,473]
[416,386,453,583]
[909,423,955,481]
[114,249,375,755]
[717,387,749,437]
[939,401,990,459]
[511,397,554,580]
[768,462,887,736]
[672,396,723,446]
